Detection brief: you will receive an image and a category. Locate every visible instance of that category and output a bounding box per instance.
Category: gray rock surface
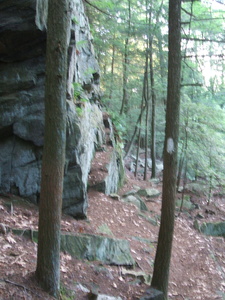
[199,222,225,238]
[61,233,135,266]
[137,188,161,199]
[12,228,134,266]
[122,195,148,211]
[139,287,164,300]
[97,295,122,300]
[0,0,123,218]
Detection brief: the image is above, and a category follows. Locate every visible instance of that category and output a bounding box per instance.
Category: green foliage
[89,0,225,189]
[72,82,88,103]
[76,106,83,117]
[60,284,75,300]
[72,16,78,25]
[73,82,83,98]
[108,109,127,141]
[76,40,88,50]
[84,67,96,76]
[179,98,225,188]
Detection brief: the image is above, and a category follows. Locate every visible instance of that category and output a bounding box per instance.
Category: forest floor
[0,165,225,300]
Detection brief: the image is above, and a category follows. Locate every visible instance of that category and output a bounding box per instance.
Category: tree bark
[124,105,146,158]
[144,49,150,181]
[36,0,70,297]
[109,33,116,100]
[120,0,131,115]
[149,37,156,179]
[151,0,181,298]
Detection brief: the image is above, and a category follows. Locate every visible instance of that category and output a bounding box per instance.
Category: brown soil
[0,165,225,300]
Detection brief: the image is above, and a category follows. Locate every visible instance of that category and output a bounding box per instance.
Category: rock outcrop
[0,0,123,218]
[12,228,135,266]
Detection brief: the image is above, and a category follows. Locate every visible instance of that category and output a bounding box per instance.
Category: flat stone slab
[97,295,122,300]
[139,287,164,300]
[12,228,135,266]
[200,222,225,238]
[137,188,161,199]
[121,195,148,211]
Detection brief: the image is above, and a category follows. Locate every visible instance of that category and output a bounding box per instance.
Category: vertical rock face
[0,0,120,218]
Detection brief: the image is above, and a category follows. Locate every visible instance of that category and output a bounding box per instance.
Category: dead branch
[1,279,42,298]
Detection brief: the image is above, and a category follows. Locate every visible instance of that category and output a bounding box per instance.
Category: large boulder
[12,228,135,266]
[199,222,225,238]
[60,233,135,266]
[0,0,122,218]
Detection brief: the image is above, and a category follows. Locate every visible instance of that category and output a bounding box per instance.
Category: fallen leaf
[3,243,12,250]
[6,236,16,244]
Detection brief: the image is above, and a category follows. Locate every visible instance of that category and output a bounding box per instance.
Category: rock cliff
[0,0,123,218]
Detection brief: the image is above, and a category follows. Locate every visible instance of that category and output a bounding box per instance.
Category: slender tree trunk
[124,105,146,158]
[156,1,166,81]
[135,72,146,177]
[120,0,131,115]
[151,0,181,298]
[36,0,69,297]
[176,112,189,190]
[179,159,187,213]
[207,151,213,205]
[109,33,116,100]
[144,103,150,180]
[149,37,156,179]
[135,126,141,177]
[144,51,150,181]
[120,38,129,114]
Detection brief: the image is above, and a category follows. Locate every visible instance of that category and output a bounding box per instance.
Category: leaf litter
[0,169,225,299]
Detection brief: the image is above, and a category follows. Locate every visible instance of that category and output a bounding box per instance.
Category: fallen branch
[1,279,42,298]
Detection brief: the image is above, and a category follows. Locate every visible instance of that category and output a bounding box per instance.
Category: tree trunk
[151,0,181,298]
[135,72,146,177]
[134,126,141,177]
[109,33,116,100]
[124,105,146,158]
[176,112,189,190]
[36,0,69,297]
[149,37,156,179]
[144,50,150,181]
[120,0,131,115]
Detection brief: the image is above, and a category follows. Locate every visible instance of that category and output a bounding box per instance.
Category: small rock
[196,213,204,219]
[137,188,161,198]
[121,267,151,284]
[0,223,7,234]
[122,195,141,210]
[205,209,215,215]
[97,294,122,300]
[75,283,90,293]
[123,189,139,197]
[139,287,164,300]
[109,194,120,201]
[24,209,32,217]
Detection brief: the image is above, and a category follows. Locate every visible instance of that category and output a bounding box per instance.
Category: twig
[10,252,26,265]
[1,279,42,298]
[84,0,113,17]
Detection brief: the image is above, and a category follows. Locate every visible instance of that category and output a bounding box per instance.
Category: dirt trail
[0,169,225,299]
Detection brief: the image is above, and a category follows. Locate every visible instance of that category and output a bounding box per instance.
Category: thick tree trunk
[36,0,70,297]
[151,0,181,298]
